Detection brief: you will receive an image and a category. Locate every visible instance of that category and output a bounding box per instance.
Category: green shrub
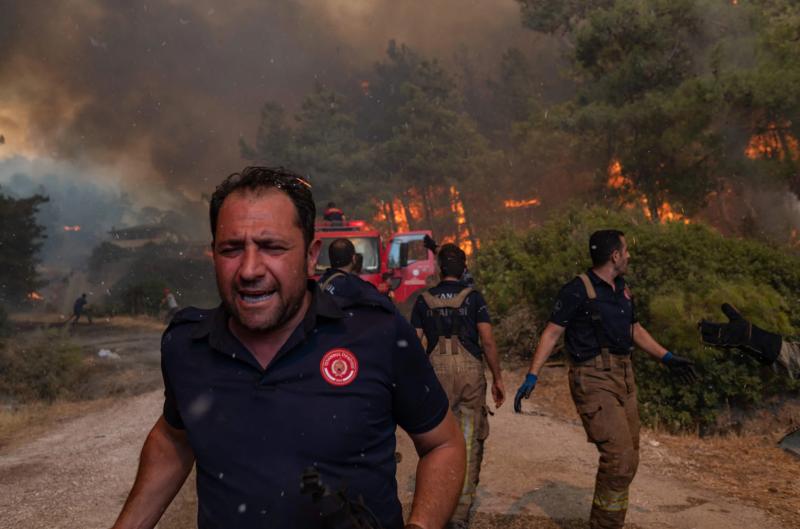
[0,331,85,402]
[117,280,168,316]
[476,206,800,431]
[101,242,218,314]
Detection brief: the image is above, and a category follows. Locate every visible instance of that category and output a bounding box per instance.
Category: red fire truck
[313,220,436,304]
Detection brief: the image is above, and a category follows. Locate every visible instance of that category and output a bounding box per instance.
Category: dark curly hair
[209,166,315,247]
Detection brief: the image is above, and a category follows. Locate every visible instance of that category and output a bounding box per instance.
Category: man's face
[612,236,630,275]
[213,189,320,333]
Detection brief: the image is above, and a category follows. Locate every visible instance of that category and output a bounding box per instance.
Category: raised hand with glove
[699,303,782,365]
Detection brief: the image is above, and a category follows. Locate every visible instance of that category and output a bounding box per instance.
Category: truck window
[388,235,428,268]
[316,237,380,274]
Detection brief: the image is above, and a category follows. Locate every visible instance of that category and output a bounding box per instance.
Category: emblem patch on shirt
[320,348,359,387]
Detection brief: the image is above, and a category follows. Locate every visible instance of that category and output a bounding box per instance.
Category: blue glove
[662,351,698,384]
[513,373,538,413]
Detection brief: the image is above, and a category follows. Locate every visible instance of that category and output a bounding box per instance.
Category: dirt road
[0,324,793,528]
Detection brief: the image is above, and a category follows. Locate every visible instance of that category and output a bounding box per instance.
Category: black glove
[662,352,698,384]
[423,234,438,253]
[699,303,782,365]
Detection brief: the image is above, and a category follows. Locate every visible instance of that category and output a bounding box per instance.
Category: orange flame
[374,198,411,232]
[608,159,690,224]
[449,186,477,256]
[27,291,44,301]
[607,160,631,189]
[504,198,541,208]
[745,123,799,161]
[63,225,81,232]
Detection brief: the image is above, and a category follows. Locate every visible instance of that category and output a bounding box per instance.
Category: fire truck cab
[384,231,437,304]
[313,220,436,304]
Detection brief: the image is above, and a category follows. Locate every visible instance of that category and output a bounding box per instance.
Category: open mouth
[238,290,276,304]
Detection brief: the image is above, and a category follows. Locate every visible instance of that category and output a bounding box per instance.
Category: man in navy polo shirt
[319,237,378,301]
[110,167,465,529]
[513,229,697,529]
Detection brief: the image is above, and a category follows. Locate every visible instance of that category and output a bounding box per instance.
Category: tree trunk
[385,200,397,233]
[420,187,436,234]
[462,199,480,257]
[401,197,416,231]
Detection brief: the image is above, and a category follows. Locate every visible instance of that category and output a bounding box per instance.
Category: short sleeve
[391,314,449,434]
[549,279,584,327]
[410,296,426,328]
[471,291,491,324]
[161,336,185,430]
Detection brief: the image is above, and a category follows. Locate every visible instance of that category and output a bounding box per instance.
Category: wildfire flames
[27,291,44,301]
[374,185,477,255]
[63,225,81,232]
[374,197,412,232]
[744,123,799,161]
[448,186,476,255]
[504,198,541,208]
[607,159,690,224]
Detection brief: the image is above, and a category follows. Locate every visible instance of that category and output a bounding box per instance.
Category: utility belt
[569,348,632,370]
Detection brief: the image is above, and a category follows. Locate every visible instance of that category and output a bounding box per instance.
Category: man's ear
[306,239,322,277]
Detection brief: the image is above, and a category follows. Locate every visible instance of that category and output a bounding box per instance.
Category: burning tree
[0,188,48,305]
[518,0,722,221]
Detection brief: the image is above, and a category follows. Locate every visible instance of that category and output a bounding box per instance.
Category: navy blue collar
[586,269,625,291]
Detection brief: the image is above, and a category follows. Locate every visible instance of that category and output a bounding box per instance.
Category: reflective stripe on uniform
[459,408,476,498]
[592,487,629,512]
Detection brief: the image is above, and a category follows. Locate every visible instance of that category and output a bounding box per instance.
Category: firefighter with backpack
[513,229,697,529]
[411,243,505,529]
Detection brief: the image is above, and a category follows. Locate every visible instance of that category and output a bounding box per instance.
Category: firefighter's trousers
[430,347,489,523]
[568,354,640,529]
[778,341,800,378]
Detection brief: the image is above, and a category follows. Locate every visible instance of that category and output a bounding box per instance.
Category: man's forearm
[407,413,465,529]
[478,325,502,381]
[528,328,561,375]
[484,343,503,381]
[112,416,195,529]
[632,323,668,360]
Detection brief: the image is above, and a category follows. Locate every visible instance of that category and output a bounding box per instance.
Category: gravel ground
[0,322,793,529]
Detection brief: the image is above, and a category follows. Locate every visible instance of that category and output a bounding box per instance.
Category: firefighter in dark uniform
[411,243,506,529]
[318,238,378,302]
[513,229,697,529]
[323,201,345,222]
[111,167,466,529]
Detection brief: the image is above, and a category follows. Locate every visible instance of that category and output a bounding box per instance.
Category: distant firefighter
[322,201,345,222]
[70,293,92,325]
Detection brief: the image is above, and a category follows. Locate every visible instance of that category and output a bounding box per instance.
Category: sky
[0,0,536,201]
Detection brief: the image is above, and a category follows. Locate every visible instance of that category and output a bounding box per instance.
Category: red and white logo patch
[320,348,359,387]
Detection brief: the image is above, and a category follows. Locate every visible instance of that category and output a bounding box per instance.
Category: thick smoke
[0,0,532,196]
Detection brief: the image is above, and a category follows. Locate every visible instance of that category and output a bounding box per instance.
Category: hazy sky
[0,0,535,200]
